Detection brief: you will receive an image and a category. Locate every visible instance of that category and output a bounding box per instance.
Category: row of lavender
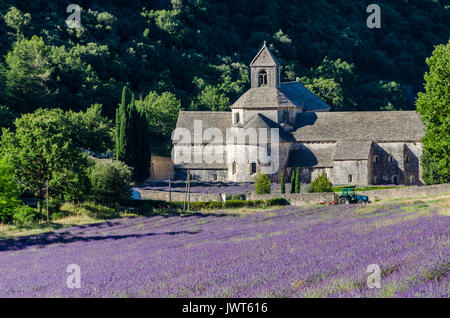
[0,203,448,297]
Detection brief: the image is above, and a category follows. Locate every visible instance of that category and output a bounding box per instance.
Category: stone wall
[137,190,221,202]
[247,192,335,205]
[358,183,450,201]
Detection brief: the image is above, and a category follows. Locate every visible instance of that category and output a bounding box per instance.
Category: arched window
[258,70,268,86]
[388,155,394,163]
[373,155,380,163]
[213,173,218,181]
[234,112,240,124]
[348,174,353,183]
[232,161,237,175]
[405,155,409,163]
[250,162,257,175]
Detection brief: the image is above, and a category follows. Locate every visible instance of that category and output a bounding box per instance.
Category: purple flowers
[0,203,448,297]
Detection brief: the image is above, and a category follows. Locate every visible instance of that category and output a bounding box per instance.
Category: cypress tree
[116,86,128,161]
[295,168,300,193]
[280,172,285,194]
[290,172,295,193]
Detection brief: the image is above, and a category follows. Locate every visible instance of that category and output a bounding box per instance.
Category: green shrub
[295,168,300,193]
[308,174,333,193]
[280,173,285,194]
[255,170,271,194]
[0,158,21,223]
[13,205,42,225]
[226,193,246,201]
[290,173,295,193]
[89,160,132,206]
[265,197,288,206]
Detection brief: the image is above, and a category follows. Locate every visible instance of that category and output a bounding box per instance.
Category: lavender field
[0,196,448,298]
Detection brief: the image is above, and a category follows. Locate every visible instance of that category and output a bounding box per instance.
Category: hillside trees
[416,40,450,184]
[0,157,21,223]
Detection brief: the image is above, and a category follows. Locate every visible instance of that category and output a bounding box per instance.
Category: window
[213,173,218,181]
[405,155,409,163]
[250,162,257,174]
[232,161,237,175]
[234,112,240,124]
[348,174,353,183]
[284,111,289,123]
[392,175,398,185]
[409,176,415,184]
[373,155,380,163]
[267,145,271,156]
[258,70,268,86]
[388,155,394,163]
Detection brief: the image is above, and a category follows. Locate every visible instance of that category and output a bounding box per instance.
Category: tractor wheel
[357,200,365,205]
[339,197,350,205]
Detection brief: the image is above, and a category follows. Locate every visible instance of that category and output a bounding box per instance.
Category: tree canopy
[416,40,450,184]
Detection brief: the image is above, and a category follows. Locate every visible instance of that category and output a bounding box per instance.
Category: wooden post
[187,169,191,211]
[46,180,49,222]
[169,178,172,214]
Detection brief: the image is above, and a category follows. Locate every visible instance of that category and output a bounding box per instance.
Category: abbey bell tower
[250,41,280,88]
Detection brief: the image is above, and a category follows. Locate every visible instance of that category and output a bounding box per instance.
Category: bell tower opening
[250,42,280,88]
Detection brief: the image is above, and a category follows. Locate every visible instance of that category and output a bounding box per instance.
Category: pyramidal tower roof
[250,42,280,67]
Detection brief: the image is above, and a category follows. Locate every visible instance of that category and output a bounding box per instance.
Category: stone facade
[172,44,425,185]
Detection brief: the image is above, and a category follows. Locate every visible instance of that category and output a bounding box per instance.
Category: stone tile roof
[294,111,425,142]
[230,82,331,111]
[334,140,372,160]
[287,147,334,168]
[250,43,280,67]
[279,82,331,112]
[174,111,231,145]
[243,114,296,143]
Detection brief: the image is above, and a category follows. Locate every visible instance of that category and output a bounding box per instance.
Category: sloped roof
[250,43,280,67]
[174,163,227,170]
[173,111,231,144]
[334,141,372,160]
[287,147,334,168]
[294,111,425,142]
[279,82,331,112]
[243,114,296,143]
[230,86,299,109]
[230,82,331,111]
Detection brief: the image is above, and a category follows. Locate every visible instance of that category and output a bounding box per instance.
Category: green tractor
[338,187,370,205]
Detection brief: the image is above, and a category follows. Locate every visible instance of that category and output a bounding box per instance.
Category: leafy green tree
[67,104,113,153]
[280,172,285,194]
[416,40,450,184]
[295,168,300,193]
[116,86,129,161]
[89,159,132,207]
[255,170,271,194]
[0,157,21,223]
[5,36,52,113]
[0,109,89,202]
[0,106,18,130]
[136,91,180,156]
[308,174,333,193]
[3,7,31,35]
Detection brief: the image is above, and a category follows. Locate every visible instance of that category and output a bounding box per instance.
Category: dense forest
[0,0,449,153]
